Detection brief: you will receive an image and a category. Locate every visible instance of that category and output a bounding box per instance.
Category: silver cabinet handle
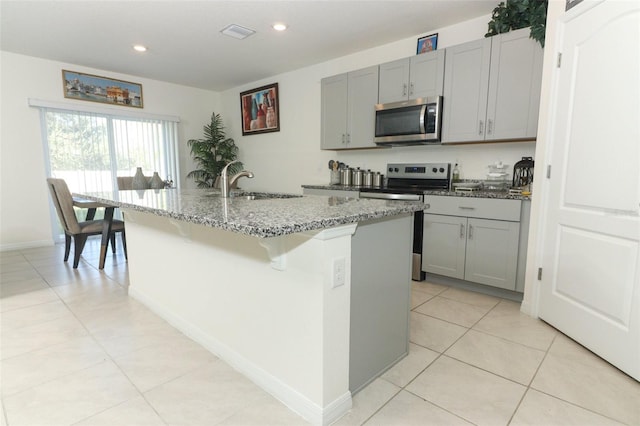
[460,223,465,239]
[424,203,430,209]
[347,134,351,144]
[459,206,475,210]
[402,84,407,97]
[468,224,474,239]
[409,82,414,96]
[487,119,493,135]
[479,120,484,135]
[342,134,346,144]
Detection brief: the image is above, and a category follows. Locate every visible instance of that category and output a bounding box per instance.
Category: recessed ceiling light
[272,23,287,31]
[133,45,147,52]
[221,24,256,40]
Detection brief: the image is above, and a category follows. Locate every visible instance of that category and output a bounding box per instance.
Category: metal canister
[352,168,364,187]
[340,168,352,186]
[362,170,373,187]
[372,172,384,187]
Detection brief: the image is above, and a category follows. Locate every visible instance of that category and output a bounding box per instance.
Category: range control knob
[432,167,438,173]
[394,167,399,172]
[439,167,445,173]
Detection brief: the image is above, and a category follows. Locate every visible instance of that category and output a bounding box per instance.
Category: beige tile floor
[1,239,639,425]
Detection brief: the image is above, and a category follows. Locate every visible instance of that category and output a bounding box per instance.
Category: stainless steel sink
[232,192,302,200]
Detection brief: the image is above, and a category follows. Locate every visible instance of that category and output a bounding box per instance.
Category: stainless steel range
[360,163,451,281]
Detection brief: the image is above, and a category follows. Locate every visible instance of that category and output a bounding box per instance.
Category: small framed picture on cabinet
[417,33,438,54]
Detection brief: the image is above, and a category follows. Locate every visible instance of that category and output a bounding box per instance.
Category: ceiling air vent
[220,24,256,40]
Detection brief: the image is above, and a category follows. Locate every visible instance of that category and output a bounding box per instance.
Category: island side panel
[350,213,413,393]
[121,210,353,425]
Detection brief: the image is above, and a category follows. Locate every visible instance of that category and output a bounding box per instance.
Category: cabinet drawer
[423,196,521,221]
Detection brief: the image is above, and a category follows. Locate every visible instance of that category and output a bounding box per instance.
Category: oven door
[374,96,442,146]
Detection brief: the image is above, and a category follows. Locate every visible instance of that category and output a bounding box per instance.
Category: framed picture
[240,83,280,136]
[417,33,438,54]
[62,70,143,108]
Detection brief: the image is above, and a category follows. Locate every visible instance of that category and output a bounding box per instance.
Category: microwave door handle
[419,104,427,134]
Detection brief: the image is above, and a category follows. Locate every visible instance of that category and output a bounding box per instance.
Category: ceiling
[0,1,497,92]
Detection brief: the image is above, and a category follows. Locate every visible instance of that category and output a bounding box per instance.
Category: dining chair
[46,178,127,268]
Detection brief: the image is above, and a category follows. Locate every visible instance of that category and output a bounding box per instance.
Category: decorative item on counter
[452,163,460,183]
[132,167,150,190]
[352,168,364,187]
[372,172,384,187]
[362,170,373,187]
[512,157,535,188]
[485,161,510,191]
[163,175,174,188]
[149,172,164,189]
[340,167,352,186]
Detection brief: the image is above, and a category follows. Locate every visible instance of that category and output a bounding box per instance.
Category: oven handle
[360,192,423,201]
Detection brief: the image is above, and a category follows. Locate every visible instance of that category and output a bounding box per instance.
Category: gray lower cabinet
[321,66,379,150]
[422,196,522,291]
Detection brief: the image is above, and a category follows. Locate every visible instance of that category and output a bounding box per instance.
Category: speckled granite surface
[74,189,425,238]
[302,185,530,200]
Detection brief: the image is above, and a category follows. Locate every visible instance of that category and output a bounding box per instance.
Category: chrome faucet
[220,160,254,197]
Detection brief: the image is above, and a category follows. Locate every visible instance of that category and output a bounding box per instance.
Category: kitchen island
[75,188,424,426]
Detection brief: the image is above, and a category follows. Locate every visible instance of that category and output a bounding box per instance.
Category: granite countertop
[302,184,531,200]
[74,189,425,238]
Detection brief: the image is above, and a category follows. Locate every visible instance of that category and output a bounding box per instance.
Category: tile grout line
[361,289,507,426]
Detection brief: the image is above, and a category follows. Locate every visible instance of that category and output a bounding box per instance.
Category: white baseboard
[0,240,54,252]
[129,287,352,426]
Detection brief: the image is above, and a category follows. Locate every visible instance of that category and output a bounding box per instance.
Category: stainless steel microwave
[374,96,442,146]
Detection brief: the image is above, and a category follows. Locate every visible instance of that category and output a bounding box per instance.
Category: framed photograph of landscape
[240,82,280,136]
[62,70,144,108]
[417,33,438,54]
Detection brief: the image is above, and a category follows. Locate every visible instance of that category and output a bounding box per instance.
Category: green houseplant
[485,0,548,47]
[187,112,242,188]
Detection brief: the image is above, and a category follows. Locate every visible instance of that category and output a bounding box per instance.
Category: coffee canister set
[328,160,384,187]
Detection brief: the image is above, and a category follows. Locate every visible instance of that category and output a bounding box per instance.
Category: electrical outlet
[332,257,346,288]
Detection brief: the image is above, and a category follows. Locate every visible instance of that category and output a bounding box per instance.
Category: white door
[539,0,640,381]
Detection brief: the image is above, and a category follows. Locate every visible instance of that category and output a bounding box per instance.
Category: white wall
[220,14,535,194]
[0,51,218,249]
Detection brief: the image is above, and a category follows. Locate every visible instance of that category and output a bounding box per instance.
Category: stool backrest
[46,178,81,234]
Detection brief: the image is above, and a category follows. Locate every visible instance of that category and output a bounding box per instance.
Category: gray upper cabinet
[378,50,445,104]
[486,28,543,141]
[442,27,543,144]
[321,66,379,150]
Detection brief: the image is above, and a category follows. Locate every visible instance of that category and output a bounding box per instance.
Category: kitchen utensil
[328,160,335,170]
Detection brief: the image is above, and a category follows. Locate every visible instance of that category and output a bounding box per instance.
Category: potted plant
[187,112,242,188]
[485,0,548,47]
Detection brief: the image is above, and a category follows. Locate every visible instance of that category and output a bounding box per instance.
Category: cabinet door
[486,28,544,140]
[378,58,410,104]
[442,38,492,143]
[409,49,445,99]
[347,66,379,148]
[422,214,466,280]
[464,218,520,290]
[321,73,348,150]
